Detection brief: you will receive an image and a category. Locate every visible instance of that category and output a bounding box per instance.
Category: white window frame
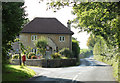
[59,36,65,42]
[31,35,37,41]
[32,49,37,54]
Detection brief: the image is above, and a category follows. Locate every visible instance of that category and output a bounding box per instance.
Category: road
[25,57,118,83]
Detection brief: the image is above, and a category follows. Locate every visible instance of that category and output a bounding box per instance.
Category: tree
[45,1,120,51]
[2,2,27,64]
[72,38,80,62]
[86,34,96,49]
[34,37,48,58]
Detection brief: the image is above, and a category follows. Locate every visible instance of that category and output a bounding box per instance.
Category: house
[12,17,74,57]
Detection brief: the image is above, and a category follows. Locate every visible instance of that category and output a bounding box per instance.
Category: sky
[24,0,90,49]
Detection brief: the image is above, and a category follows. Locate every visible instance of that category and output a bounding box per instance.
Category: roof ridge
[34,17,56,19]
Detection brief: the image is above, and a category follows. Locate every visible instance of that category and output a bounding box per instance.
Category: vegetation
[35,37,48,58]
[12,54,19,59]
[2,65,36,81]
[28,52,35,59]
[93,37,119,82]
[86,34,96,49]
[80,49,93,58]
[50,53,62,59]
[2,2,27,65]
[72,38,80,62]
[45,1,120,82]
[59,48,73,58]
[31,55,37,59]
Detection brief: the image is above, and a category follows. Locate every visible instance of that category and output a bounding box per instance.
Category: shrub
[12,54,19,59]
[31,55,37,59]
[28,52,35,59]
[50,53,62,59]
[59,48,73,58]
[72,39,80,58]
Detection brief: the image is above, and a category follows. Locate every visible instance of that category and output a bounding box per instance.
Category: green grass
[2,65,36,82]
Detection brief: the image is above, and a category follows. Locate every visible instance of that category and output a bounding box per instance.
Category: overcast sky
[24,0,90,49]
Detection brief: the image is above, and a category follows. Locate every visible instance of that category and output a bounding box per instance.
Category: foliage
[28,52,35,59]
[86,34,96,49]
[59,48,73,58]
[80,49,93,58]
[46,1,120,50]
[2,65,36,81]
[72,2,120,49]
[50,53,62,59]
[72,39,80,58]
[20,42,26,53]
[60,56,68,59]
[31,55,37,59]
[2,2,27,64]
[12,54,19,59]
[93,37,120,82]
[35,37,48,57]
[93,36,109,56]
[45,1,120,81]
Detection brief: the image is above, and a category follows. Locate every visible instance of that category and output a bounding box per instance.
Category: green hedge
[93,37,120,82]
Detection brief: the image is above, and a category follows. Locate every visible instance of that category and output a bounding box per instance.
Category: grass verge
[94,55,120,83]
[2,65,36,82]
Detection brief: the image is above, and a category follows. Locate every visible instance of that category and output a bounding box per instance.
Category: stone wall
[11,58,77,68]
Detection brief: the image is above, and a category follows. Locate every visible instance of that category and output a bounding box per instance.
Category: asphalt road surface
[25,57,118,83]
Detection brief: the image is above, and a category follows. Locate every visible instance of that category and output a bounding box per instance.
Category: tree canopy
[2,2,27,63]
[46,1,120,49]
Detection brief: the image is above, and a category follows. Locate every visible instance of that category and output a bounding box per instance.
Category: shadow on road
[18,75,118,83]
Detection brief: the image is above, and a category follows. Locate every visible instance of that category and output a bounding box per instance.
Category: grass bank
[2,65,36,82]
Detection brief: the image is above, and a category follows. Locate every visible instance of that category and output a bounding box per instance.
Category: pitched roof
[21,17,74,35]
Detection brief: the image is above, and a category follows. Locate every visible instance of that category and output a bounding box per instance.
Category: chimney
[67,20,71,30]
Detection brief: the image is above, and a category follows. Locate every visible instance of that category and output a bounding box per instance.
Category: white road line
[72,75,78,83]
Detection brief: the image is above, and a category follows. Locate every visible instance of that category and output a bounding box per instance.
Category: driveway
[24,58,118,83]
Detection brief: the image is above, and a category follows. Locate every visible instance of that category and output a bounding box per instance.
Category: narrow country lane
[24,57,118,83]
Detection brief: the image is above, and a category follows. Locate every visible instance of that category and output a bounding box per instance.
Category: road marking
[72,75,78,83]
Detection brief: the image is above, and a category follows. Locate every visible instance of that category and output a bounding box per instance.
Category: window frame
[59,36,65,42]
[31,35,37,41]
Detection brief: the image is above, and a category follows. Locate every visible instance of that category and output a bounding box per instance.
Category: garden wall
[11,58,77,68]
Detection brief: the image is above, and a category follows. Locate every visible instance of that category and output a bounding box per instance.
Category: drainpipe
[67,20,72,51]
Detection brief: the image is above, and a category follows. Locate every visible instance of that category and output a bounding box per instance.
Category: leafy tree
[2,2,27,64]
[34,37,48,58]
[45,1,120,51]
[72,38,80,62]
[86,34,96,49]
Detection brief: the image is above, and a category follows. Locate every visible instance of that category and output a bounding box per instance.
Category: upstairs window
[31,35,37,41]
[59,36,65,42]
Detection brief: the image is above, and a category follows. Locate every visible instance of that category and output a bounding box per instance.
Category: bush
[59,48,73,58]
[28,52,35,59]
[72,39,80,59]
[12,54,19,59]
[31,55,37,59]
[50,53,62,59]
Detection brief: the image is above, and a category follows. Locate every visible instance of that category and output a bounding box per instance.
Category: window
[31,35,37,41]
[32,49,37,54]
[59,36,65,42]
